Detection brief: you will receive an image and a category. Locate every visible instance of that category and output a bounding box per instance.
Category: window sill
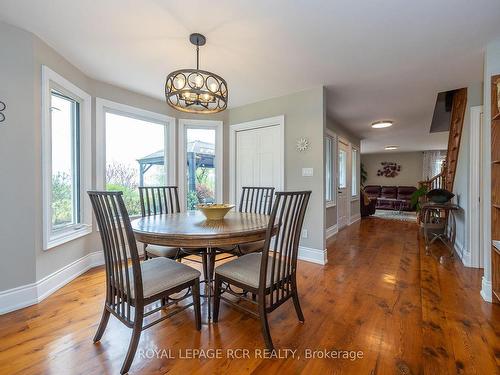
[325,200,336,208]
[351,196,360,202]
[45,225,92,250]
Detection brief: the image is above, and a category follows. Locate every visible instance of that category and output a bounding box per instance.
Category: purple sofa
[363,185,417,211]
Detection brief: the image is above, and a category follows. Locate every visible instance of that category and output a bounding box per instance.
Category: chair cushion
[216,241,265,255]
[215,253,281,289]
[238,240,265,255]
[146,245,180,258]
[128,258,200,298]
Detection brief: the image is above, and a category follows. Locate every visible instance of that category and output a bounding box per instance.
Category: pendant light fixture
[165,33,228,114]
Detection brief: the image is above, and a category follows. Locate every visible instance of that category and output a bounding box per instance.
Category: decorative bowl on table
[426,188,455,204]
[197,204,235,220]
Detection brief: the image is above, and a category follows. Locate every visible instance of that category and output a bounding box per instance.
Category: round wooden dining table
[131,210,272,249]
[130,210,272,320]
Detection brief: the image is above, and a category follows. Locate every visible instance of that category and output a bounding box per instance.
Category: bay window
[42,66,92,249]
[96,99,175,216]
[179,119,223,210]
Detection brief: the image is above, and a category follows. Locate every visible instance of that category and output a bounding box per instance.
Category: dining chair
[139,186,183,260]
[139,186,211,283]
[213,190,311,350]
[88,191,201,375]
[218,186,275,256]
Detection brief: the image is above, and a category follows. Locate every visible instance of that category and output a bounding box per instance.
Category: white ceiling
[1,0,500,153]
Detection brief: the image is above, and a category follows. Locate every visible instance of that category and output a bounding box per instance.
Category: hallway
[0,218,497,374]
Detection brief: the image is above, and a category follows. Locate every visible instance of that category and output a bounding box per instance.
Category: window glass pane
[185,127,216,209]
[325,137,332,201]
[352,149,358,196]
[51,91,79,230]
[339,149,347,189]
[105,112,165,216]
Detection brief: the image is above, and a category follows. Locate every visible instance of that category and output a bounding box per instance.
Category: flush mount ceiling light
[384,145,399,150]
[371,120,393,129]
[165,33,228,114]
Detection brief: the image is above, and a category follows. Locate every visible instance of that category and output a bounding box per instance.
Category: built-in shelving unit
[491,74,500,303]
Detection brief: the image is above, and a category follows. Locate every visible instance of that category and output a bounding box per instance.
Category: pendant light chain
[196,44,200,70]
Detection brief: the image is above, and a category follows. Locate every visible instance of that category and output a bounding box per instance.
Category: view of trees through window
[185,128,216,210]
[105,112,166,216]
[50,91,80,230]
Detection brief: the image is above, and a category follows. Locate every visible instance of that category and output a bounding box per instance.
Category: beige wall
[227,87,326,251]
[0,22,37,289]
[361,151,423,187]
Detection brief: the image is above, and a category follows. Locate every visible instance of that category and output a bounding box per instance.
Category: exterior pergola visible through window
[137,140,215,206]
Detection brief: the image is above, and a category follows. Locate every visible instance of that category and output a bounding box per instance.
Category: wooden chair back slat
[139,186,180,217]
[88,191,143,325]
[239,187,275,215]
[259,191,311,309]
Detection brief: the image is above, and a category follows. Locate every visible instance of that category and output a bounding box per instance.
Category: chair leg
[120,315,143,375]
[208,251,216,279]
[212,275,222,323]
[192,279,202,330]
[93,308,110,343]
[258,294,274,350]
[291,278,305,322]
[201,251,209,282]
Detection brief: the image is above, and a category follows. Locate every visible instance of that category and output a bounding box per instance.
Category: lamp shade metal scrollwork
[165,34,228,114]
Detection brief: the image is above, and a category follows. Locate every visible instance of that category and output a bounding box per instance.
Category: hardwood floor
[0,217,498,374]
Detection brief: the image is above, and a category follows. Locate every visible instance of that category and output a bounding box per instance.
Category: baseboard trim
[454,239,471,268]
[0,251,104,315]
[298,246,327,265]
[480,276,493,303]
[0,243,327,314]
[350,213,361,225]
[0,282,38,316]
[37,251,104,301]
[326,224,338,239]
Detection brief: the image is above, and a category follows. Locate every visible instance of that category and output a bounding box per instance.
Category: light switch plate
[302,167,313,177]
[301,229,308,238]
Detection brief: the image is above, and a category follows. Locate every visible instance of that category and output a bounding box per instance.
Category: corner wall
[227,87,326,257]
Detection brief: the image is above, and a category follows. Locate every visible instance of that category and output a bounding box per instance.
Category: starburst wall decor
[0,100,5,123]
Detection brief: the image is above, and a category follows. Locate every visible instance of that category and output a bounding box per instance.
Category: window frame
[95,98,176,217]
[178,119,223,211]
[324,130,337,208]
[351,146,359,199]
[42,65,92,250]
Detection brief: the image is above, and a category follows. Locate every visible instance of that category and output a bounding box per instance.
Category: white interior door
[337,140,349,229]
[234,125,282,208]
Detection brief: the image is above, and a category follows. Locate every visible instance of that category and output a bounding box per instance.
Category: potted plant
[360,163,368,188]
[410,186,428,212]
